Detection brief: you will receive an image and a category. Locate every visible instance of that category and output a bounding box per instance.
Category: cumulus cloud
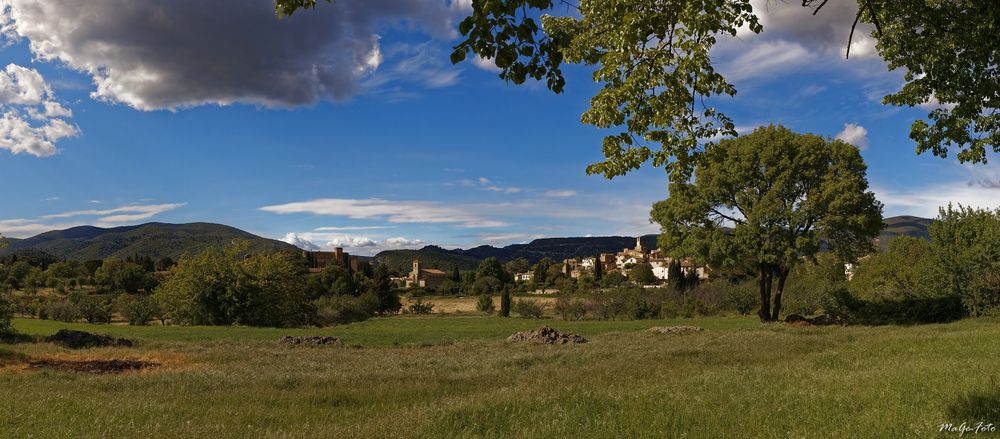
[0,202,186,238]
[747,0,878,59]
[0,63,78,157]
[0,0,466,110]
[835,123,869,150]
[280,231,426,256]
[260,198,507,228]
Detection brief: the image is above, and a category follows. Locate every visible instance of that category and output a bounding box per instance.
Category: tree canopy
[651,125,883,321]
[274,0,999,178]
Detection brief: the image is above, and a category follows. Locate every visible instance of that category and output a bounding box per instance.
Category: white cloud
[543,189,577,198]
[472,55,501,72]
[0,63,78,157]
[42,203,187,224]
[281,232,320,251]
[314,225,397,232]
[280,231,426,256]
[260,198,507,228]
[748,0,878,59]
[835,123,869,150]
[457,177,521,194]
[0,0,467,110]
[0,202,186,238]
[721,40,817,83]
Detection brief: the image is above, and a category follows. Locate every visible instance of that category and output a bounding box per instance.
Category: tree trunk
[771,267,790,322]
[757,267,772,322]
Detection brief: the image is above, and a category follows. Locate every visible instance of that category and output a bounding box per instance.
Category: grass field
[2,315,1000,438]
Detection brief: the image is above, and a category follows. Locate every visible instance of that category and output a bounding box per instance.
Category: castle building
[303,248,359,273]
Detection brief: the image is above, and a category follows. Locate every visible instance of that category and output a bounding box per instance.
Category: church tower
[635,236,643,252]
[412,259,421,278]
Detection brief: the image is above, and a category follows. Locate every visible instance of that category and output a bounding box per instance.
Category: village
[301,237,709,290]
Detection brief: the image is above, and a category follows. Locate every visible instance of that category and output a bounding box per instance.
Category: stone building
[406,259,448,288]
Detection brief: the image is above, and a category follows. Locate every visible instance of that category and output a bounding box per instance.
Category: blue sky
[1,0,997,255]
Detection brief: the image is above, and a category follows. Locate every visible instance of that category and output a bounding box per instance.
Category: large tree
[651,125,883,322]
[275,0,998,179]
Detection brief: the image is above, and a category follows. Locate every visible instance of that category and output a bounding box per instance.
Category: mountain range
[0,215,932,267]
[374,215,933,271]
[0,222,297,261]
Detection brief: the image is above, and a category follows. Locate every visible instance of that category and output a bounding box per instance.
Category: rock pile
[647,326,705,334]
[506,327,587,344]
[279,336,342,346]
[46,330,133,349]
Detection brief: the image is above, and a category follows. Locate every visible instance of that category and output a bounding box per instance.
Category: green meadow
[2,315,999,438]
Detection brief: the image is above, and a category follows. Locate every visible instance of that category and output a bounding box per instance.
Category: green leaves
[274,0,334,18]
[876,1,1000,163]
[651,125,884,274]
[451,0,759,181]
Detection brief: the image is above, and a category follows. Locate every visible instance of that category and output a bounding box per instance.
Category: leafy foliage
[512,298,546,318]
[877,2,1000,163]
[475,294,495,314]
[154,242,313,327]
[652,126,883,321]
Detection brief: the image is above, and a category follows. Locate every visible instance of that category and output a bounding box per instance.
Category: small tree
[629,263,656,286]
[370,263,401,315]
[500,287,511,317]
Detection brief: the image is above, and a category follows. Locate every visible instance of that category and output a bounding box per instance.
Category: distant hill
[375,246,481,274]
[0,222,298,261]
[376,215,933,270]
[878,215,933,251]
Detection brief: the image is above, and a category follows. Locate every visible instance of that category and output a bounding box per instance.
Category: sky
[0,0,997,256]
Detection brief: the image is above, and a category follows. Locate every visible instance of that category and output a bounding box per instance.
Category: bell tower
[412,259,421,277]
[635,236,643,252]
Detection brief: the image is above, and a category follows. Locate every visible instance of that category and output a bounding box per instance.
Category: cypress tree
[593,255,603,280]
[500,287,511,317]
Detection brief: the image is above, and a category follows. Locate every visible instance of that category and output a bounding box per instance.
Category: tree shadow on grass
[948,387,1000,423]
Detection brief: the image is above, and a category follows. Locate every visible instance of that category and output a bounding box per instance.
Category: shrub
[46,301,80,323]
[475,294,495,314]
[726,280,758,316]
[314,295,376,326]
[0,293,12,334]
[407,298,435,315]
[587,291,630,320]
[512,299,546,318]
[117,295,155,326]
[629,295,661,319]
[79,297,112,324]
[473,276,501,295]
[553,296,587,320]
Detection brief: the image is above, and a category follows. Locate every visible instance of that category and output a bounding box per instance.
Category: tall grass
[2,317,999,437]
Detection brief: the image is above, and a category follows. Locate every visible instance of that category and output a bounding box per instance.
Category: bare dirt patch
[279,336,342,346]
[46,330,134,349]
[506,327,587,344]
[648,326,705,334]
[28,359,158,374]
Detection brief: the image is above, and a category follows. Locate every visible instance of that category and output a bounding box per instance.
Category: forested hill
[376,215,933,269]
[879,215,933,250]
[0,222,298,261]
